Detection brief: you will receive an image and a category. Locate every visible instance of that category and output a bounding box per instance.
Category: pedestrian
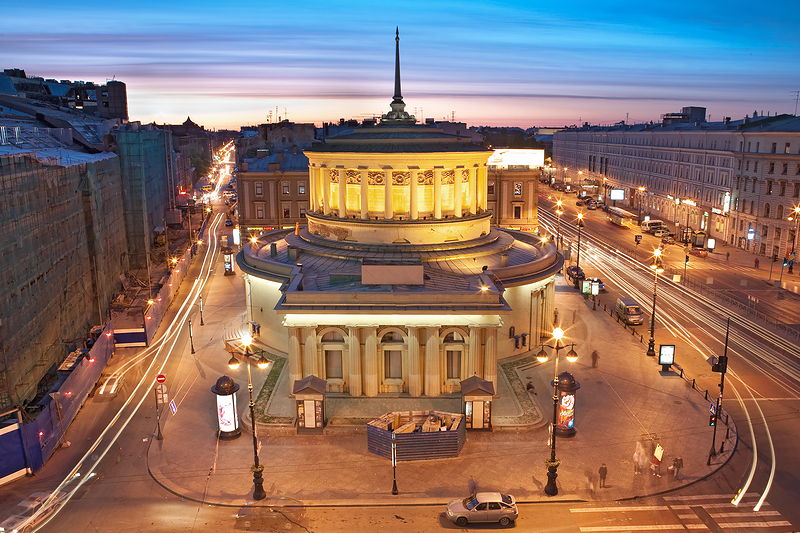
[726,251,730,262]
[674,457,683,480]
[591,350,599,368]
[526,381,537,395]
[754,257,760,269]
[598,464,608,488]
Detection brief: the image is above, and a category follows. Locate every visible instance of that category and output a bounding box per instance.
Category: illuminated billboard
[487,149,545,169]
[610,189,625,201]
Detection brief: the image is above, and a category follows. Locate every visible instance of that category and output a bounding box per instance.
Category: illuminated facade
[238,31,562,398]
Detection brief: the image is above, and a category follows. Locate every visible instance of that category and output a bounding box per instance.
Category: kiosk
[293,375,326,434]
[460,376,495,430]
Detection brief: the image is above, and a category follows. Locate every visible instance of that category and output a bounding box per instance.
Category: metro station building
[238,34,562,397]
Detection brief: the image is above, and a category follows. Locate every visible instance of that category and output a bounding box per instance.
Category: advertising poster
[216,393,237,433]
[557,391,576,430]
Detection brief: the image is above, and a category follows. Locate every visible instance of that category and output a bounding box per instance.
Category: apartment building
[553,110,800,257]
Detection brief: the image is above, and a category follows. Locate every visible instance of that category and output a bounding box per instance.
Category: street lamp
[646,249,665,357]
[555,199,564,249]
[575,213,585,269]
[227,332,270,500]
[536,327,579,496]
[788,206,800,274]
[637,186,646,223]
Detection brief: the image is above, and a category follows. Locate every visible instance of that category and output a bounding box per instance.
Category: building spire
[381,27,416,125]
[393,27,403,104]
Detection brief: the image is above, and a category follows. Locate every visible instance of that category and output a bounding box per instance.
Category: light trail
[539,205,789,513]
[11,158,231,532]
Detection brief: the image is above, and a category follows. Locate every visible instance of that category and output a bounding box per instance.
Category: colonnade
[286,325,498,397]
[306,166,489,220]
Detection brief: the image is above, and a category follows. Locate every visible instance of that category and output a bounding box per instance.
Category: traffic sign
[709,403,716,414]
[155,383,168,406]
[156,374,166,383]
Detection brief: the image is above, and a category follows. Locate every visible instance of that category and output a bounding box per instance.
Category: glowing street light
[646,249,665,357]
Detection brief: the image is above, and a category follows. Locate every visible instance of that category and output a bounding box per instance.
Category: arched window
[443,331,464,343]
[777,205,784,220]
[319,329,346,380]
[380,329,405,381]
[381,331,403,343]
[322,331,344,343]
[763,203,771,218]
[442,329,467,381]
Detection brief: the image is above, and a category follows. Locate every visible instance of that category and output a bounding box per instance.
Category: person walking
[754,257,760,269]
[726,251,730,262]
[673,457,683,480]
[598,464,608,488]
[591,350,599,368]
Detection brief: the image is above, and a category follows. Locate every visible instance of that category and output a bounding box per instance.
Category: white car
[445,492,518,527]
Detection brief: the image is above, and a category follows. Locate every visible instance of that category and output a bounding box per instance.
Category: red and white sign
[156,374,167,384]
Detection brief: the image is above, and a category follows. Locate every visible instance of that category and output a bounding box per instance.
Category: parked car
[446,492,518,527]
[586,201,598,210]
[661,234,677,245]
[576,200,584,206]
[652,228,670,237]
[585,277,605,292]
[566,265,586,287]
[689,248,709,258]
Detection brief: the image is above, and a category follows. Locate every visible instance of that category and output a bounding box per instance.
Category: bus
[607,207,638,229]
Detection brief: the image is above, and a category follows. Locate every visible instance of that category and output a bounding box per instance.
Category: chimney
[500,253,509,267]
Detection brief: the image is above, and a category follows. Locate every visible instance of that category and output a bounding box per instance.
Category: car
[566,265,585,287]
[225,219,233,227]
[446,492,518,527]
[661,235,677,245]
[576,200,584,206]
[585,276,605,292]
[652,228,670,237]
[586,201,598,210]
[689,248,709,258]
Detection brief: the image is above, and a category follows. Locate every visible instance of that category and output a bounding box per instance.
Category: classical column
[363,327,378,397]
[338,169,347,218]
[475,166,484,213]
[467,327,479,378]
[409,169,419,220]
[303,327,318,376]
[424,327,441,396]
[484,326,497,389]
[307,167,315,212]
[384,169,393,219]
[359,169,368,219]
[468,167,477,215]
[454,169,463,218]
[407,327,422,396]
[288,327,302,383]
[347,327,362,396]
[480,167,489,211]
[322,168,331,216]
[433,168,443,219]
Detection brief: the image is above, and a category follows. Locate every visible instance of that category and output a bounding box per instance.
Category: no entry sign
[156,374,166,384]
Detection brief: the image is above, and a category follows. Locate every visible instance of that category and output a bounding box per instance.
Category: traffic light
[783,257,789,267]
[709,413,717,427]
[685,255,690,264]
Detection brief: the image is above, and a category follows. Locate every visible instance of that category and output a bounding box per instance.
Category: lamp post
[227,333,270,500]
[637,186,646,223]
[188,319,195,354]
[391,432,399,495]
[646,249,665,357]
[788,206,800,274]
[575,213,585,269]
[555,199,564,249]
[536,327,579,496]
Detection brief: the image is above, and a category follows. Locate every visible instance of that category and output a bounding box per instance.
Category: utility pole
[708,318,730,464]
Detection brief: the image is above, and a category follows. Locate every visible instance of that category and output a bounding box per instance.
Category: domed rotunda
[238,30,562,398]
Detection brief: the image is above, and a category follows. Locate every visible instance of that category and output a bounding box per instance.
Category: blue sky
[1,1,797,128]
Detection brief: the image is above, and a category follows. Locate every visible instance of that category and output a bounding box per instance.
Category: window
[513,182,522,196]
[767,181,773,194]
[768,162,775,174]
[256,206,265,219]
[299,182,306,195]
[487,182,495,195]
[785,143,791,154]
[764,203,770,218]
[300,207,307,218]
[754,161,758,172]
[756,142,760,152]
[795,183,800,198]
[782,163,788,175]
[322,331,344,342]
[777,205,784,219]
[384,350,402,379]
[325,350,343,379]
[255,182,263,196]
[513,205,522,219]
[475,503,488,511]
[780,181,786,196]
[282,207,290,218]
[488,503,502,511]
[444,331,464,343]
[282,182,290,195]
[446,350,461,379]
[382,331,403,343]
[771,142,777,154]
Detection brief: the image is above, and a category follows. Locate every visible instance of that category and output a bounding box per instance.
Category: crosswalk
[570,493,795,532]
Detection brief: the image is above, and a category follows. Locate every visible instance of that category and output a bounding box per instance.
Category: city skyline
[1,0,798,128]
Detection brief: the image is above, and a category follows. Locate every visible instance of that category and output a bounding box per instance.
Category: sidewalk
[146,273,736,508]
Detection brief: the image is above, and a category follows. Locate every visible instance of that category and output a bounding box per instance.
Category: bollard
[704,390,708,400]
[691,379,696,389]
[680,368,684,377]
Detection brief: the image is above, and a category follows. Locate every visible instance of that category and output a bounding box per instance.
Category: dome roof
[211,375,240,395]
